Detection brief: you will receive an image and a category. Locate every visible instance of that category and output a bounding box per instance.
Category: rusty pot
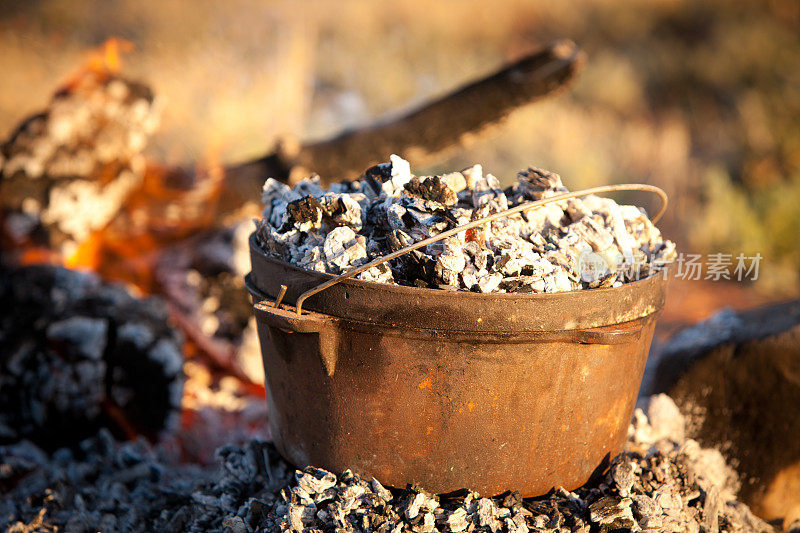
[247,185,670,496]
[247,250,667,497]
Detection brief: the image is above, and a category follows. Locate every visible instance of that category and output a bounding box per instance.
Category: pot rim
[249,232,669,332]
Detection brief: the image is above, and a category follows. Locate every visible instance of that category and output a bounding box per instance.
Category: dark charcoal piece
[384,230,435,286]
[284,196,324,230]
[363,162,394,194]
[0,263,183,448]
[610,458,636,497]
[513,167,568,201]
[497,490,523,509]
[588,496,636,532]
[403,176,458,207]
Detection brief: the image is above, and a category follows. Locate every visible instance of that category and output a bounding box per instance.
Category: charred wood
[219,40,585,219]
[0,395,774,532]
[0,263,183,449]
[153,225,264,387]
[647,300,800,524]
[0,71,160,258]
[0,41,583,256]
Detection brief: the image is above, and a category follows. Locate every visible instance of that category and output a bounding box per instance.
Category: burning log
[0,40,583,265]
[0,40,584,263]
[0,39,584,392]
[0,38,585,432]
[0,68,160,261]
[0,263,183,449]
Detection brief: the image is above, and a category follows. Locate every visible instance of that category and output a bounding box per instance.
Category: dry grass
[1,0,799,294]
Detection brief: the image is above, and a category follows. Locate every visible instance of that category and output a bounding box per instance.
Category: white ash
[0,395,773,532]
[0,431,294,533]
[256,156,676,292]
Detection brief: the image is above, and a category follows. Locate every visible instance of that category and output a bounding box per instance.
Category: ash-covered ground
[1,395,775,533]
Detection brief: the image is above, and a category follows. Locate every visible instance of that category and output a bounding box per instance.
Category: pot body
[247,235,666,496]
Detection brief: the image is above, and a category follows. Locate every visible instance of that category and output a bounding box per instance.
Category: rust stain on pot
[418,373,435,390]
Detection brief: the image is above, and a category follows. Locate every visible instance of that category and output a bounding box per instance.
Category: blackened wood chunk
[0,72,160,256]
[588,495,636,531]
[513,167,567,201]
[364,162,393,186]
[284,196,324,232]
[647,300,800,523]
[403,176,458,207]
[0,263,183,448]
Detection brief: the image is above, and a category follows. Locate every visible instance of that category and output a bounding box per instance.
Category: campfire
[0,38,584,454]
[1,37,795,533]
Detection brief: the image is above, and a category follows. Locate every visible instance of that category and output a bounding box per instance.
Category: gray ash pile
[255,156,675,292]
[0,429,293,532]
[274,394,771,533]
[0,263,183,449]
[1,395,776,532]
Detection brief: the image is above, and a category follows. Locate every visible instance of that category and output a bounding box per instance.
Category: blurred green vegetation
[0,0,798,293]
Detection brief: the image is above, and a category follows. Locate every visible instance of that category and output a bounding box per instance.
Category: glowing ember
[65,161,226,293]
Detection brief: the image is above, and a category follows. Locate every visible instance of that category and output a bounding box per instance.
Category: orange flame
[63,160,226,295]
[86,38,133,75]
[60,38,134,92]
[1,36,266,407]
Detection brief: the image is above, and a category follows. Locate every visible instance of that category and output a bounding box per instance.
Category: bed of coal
[0,384,776,533]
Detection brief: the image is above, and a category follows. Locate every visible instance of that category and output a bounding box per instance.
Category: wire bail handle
[272,183,668,316]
